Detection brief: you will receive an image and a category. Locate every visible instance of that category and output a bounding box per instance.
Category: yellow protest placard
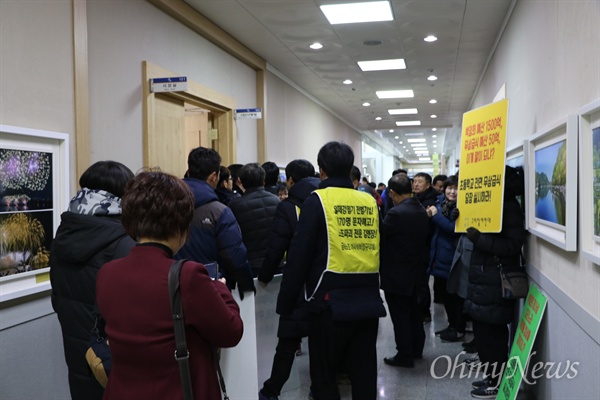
[456,99,508,232]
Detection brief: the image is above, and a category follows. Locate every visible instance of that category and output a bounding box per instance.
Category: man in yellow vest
[277,141,385,400]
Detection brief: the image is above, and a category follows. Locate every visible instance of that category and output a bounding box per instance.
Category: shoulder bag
[168,259,229,400]
[496,252,529,299]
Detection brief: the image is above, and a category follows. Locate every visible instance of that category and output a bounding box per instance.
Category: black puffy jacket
[50,212,135,400]
[230,187,280,275]
[463,196,526,325]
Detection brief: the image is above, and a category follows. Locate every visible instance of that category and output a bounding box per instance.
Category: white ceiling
[184,0,514,164]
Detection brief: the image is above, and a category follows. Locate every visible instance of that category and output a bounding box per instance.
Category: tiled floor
[275,298,481,400]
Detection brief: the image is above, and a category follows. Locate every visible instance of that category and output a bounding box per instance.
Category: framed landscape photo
[578,99,600,264]
[0,125,70,301]
[525,115,578,251]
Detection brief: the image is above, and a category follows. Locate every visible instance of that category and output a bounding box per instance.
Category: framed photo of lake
[579,99,600,264]
[525,115,578,251]
[0,125,70,301]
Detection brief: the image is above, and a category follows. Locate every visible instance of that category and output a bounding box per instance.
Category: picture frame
[0,125,70,301]
[525,115,578,251]
[578,99,600,264]
[506,141,527,229]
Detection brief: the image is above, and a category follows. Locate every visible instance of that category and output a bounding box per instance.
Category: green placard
[497,285,548,400]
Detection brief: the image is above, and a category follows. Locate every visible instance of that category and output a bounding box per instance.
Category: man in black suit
[380,173,429,368]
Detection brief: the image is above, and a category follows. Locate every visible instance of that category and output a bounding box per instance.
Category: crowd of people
[49,141,525,400]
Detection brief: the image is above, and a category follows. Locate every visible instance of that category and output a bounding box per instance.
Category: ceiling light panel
[377,90,414,99]
[407,138,426,143]
[395,120,421,126]
[358,59,406,71]
[320,1,393,25]
[388,108,417,115]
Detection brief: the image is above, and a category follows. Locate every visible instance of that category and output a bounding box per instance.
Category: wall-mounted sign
[150,77,188,93]
[235,108,262,120]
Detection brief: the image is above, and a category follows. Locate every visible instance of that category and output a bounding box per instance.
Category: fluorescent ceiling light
[419,157,431,161]
[320,1,393,25]
[389,129,394,133]
[343,79,353,85]
[395,120,421,126]
[394,135,399,139]
[432,135,437,138]
[399,141,402,144]
[388,108,417,115]
[433,145,437,148]
[432,128,437,131]
[427,75,438,81]
[358,58,406,71]
[377,90,414,99]
[405,132,423,136]
[407,138,426,143]
[375,117,382,120]
[363,102,371,107]
[431,115,437,118]
[310,42,323,50]
[429,99,437,104]
[424,35,438,42]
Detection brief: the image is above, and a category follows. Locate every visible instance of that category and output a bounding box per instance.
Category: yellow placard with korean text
[456,99,508,233]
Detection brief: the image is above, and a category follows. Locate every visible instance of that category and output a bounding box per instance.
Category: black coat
[230,186,280,274]
[259,177,320,337]
[380,197,429,296]
[463,197,526,325]
[50,212,135,400]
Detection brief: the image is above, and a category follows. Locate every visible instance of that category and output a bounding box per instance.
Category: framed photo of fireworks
[525,115,578,251]
[579,99,600,264]
[0,125,70,301]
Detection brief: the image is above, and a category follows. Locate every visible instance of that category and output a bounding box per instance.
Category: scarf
[68,188,122,216]
[441,198,456,218]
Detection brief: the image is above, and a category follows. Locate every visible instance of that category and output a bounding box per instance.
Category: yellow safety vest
[307,187,380,299]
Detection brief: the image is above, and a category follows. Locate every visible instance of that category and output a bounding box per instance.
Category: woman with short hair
[96,170,243,399]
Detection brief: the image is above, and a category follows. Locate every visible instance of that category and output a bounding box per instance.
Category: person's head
[79,161,134,198]
[392,168,407,176]
[504,165,524,198]
[368,181,376,190]
[387,173,413,206]
[121,170,194,251]
[285,159,315,188]
[217,166,232,190]
[378,182,386,190]
[443,175,459,202]
[238,163,265,190]
[228,163,244,192]
[187,147,221,188]
[317,142,354,180]
[350,165,361,188]
[362,177,369,185]
[433,174,448,194]
[262,161,280,187]
[412,172,432,194]
[277,183,288,201]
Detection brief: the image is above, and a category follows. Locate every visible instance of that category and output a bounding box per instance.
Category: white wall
[471,0,600,397]
[264,69,363,170]
[473,0,600,320]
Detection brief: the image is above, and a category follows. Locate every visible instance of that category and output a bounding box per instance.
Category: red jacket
[97,245,243,400]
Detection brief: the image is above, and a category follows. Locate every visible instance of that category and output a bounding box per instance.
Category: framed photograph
[578,99,600,264]
[0,125,70,301]
[507,142,527,228]
[525,115,578,251]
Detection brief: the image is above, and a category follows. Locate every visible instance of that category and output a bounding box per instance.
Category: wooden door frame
[142,61,237,165]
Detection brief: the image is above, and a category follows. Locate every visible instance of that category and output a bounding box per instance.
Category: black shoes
[440,328,465,342]
[463,338,476,353]
[435,325,453,336]
[384,355,414,368]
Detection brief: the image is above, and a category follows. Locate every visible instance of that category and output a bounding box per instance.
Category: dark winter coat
[380,197,429,296]
[277,177,383,319]
[50,212,135,400]
[97,245,242,400]
[215,186,239,206]
[230,186,280,275]
[258,176,320,338]
[463,196,526,325]
[175,178,254,294]
[428,194,460,279]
